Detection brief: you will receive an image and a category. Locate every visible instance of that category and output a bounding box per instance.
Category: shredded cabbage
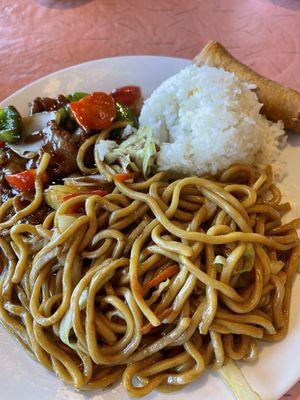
[219,360,262,400]
[236,244,255,275]
[59,289,87,351]
[213,244,255,276]
[96,140,118,161]
[270,260,285,275]
[96,127,157,177]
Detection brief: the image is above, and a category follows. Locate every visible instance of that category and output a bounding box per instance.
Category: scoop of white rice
[139,65,286,179]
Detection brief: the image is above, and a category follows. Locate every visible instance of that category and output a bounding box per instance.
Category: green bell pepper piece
[115,102,138,128]
[67,92,89,102]
[0,106,23,143]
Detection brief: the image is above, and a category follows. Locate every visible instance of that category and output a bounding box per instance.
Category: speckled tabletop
[0,0,300,398]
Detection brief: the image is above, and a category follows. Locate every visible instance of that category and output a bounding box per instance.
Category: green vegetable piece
[57,105,78,131]
[115,102,138,128]
[0,105,23,143]
[236,243,255,275]
[213,244,255,276]
[67,92,89,102]
[57,106,70,122]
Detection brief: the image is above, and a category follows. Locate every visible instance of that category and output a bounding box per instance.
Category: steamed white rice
[139,65,286,179]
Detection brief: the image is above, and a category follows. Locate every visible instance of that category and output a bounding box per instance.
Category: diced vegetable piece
[115,102,138,128]
[219,360,262,400]
[114,172,136,183]
[69,92,116,131]
[5,169,48,192]
[111,86,142,112]
[0,106,23,143]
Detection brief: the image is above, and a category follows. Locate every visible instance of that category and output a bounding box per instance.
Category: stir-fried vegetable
[69,92,116,131]
[270,260,285,274]
[213,244,255,276]
[63,174,110,187]
[57,215,77,234]
[45,185,107,210]
[97,126,157,178]
[23,111,60,132]
[59,289,88,349]
[142,265,178,291]
[57,94,89,131]
[5,169,48,192]
[111,86,142,113]
[0,106,23,143]
[236,244,255,275]
[219,360,262,400]
[45,185,87,210]
[115,102,138,128]
[5,170,36,191]
[114,172,136,183]
[8,111,60,158]
[213,255,226,272]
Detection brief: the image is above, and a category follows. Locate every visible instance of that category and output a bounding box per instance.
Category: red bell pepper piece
[69,92,116,131]
[5,169,48,192]
[111,86,142,114]
[114,172,136,183]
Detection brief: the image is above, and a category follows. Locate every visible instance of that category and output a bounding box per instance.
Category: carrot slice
[142,265,179,291]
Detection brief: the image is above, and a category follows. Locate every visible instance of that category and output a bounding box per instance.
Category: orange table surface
[1,0,300,399]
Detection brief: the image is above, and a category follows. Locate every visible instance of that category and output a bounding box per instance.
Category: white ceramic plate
[0,56,300,400]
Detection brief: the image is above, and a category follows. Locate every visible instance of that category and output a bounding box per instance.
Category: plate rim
[0,55,190,105]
